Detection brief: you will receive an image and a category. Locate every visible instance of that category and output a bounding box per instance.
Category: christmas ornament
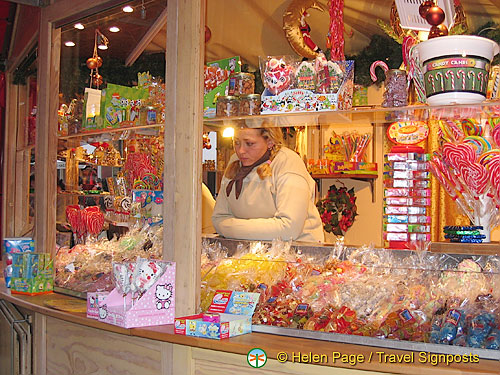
[327,0,345,61]
[428,23,448,38]
[205,26,211,43]
[418,0,433,18]
[425,5,445,26]
[86,29,109,89]
[86,57,97,69]
[316,184,357,235]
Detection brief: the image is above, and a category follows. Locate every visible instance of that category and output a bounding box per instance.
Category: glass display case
[201,236,500,359]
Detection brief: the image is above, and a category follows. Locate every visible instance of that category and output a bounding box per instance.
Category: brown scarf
[226,149,271,199]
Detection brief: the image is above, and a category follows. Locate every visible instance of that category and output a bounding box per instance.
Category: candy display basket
[201,236,500,359]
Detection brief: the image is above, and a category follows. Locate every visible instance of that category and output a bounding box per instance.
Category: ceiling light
[74,23,84,30]
[109,26,120,33]
[222,127,234,138]
[64,41,76,47]
[98,44,108,50]
[122,5,133,13]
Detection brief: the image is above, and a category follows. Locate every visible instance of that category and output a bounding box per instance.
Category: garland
[316,184,357,236]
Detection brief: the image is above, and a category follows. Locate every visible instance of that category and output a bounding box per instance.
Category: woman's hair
[225,124,284,180]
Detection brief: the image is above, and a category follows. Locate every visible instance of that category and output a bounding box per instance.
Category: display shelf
[56,156,122,168]
[311,173,378,203]
[203,100,500,127]
[58,123,164,140]
[430,241,500,255]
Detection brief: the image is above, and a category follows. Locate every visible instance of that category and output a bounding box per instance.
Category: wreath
[316,184,357,236]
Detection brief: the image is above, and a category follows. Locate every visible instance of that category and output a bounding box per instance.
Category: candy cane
[435,72,444,91]
[427,74,436,93]
[457,70,466,90]
[370,60,389,82]
[468,71,475,91]
[445,70,455,90]
[477,71,484,92]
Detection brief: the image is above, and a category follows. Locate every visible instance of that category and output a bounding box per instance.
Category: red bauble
[92,73,103,86]
[428,24,449,39]
[205,26,211,43]
[418,0,433,18]
[86,57,97,69]
[96,56,103,68]
[426,6,445,26]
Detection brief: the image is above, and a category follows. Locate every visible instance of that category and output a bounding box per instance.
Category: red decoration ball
[418,0,433,18]
[428,24,449,39]
[86,57,97,69]
[92,74,103,86]
[426,6,445,26]
[205,26,211,43]
[96,56,103,68]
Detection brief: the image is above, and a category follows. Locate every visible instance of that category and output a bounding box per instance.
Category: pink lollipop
[493,124,500,148]
[370,60,388,82]
[442,143,476,167]
[458,162,489,196]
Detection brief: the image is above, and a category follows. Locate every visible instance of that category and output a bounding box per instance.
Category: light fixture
[222,127,234,138]
[122,5,133,13]
[64,41,76,47]
[74,23,84,30]
[109,26,120,33]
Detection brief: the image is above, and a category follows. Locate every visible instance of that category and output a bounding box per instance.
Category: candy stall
[2,0,500,374]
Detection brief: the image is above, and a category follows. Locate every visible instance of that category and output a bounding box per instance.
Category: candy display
[238,94,261,116]
[201,239,500,351]
[228,72,255,96]
[430,119,500,242]
[55,224,163,293]
[383,149,431,249]
[2,238,35,288]
[215,95,239,117]
[10,252,53,295]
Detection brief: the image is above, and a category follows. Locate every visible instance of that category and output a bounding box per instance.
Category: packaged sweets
[382,69,408,107]
[260,56,296,95]
[384,206,427,215]
[216,96,239,117]
[228,73,255,96]
[239,94,261,115]
[3,238,35,288]
[295,61,315,91]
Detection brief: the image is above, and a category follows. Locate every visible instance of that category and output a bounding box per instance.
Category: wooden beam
[164,0,204,319]
[125,6,167,67]
[35,11,59,254]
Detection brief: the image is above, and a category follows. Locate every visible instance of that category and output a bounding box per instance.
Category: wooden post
[35,13,60,254]
[165,0,204,317]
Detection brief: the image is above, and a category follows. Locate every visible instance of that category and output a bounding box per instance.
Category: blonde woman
[212,125,323,243]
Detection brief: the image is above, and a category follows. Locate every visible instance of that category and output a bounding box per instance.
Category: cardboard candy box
[2,237,35,288]
[10,252,53,295]
[174,290,260,339]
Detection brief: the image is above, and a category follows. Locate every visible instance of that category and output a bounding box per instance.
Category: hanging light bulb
[141,0,146,19]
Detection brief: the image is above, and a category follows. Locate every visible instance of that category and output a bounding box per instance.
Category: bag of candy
[259,56,298,95]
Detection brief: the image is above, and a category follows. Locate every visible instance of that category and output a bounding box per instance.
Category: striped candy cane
[427,74,436,93]
[435,72,444,91]
[445,70,455,90]
[468,71,475,91]
[477,71,484,92]
[456,70,466,90]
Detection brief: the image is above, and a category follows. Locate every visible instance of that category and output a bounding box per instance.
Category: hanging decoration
[86,29,109,89]
[283,0,327,60]
[326,0,345,61]
[316,184,357,235]
[420,2,448,38]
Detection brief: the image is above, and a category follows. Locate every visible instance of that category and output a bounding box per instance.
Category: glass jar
[228,72,255,96]
[382,69,408,107]
[216,95,239,117]
[239,94,261,115]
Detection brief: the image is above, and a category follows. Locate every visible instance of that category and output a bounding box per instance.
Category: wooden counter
[1,284,499,375]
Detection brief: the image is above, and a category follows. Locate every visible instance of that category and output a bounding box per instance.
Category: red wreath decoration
[316,184,357,235]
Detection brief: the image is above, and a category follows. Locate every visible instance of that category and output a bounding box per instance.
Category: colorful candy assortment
[430,119,500,241]
[201,241,500,350]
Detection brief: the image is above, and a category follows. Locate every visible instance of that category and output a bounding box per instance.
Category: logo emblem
[247,348,267,368]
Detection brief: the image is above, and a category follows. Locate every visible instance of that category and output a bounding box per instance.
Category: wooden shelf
[311,173,378,202]
[430,241,500,255]
[58,123,164,140]
[311,173,377,179]
[203,100,500,127]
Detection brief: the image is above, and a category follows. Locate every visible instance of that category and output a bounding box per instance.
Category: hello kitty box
[174,290,259,339]
[97,262,175,328]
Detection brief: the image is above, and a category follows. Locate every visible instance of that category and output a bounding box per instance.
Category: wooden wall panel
[45,317,162,375]
[191,348,397,375]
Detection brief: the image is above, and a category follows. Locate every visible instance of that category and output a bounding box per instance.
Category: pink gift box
[97,262,175,328]
[87,291,110,319]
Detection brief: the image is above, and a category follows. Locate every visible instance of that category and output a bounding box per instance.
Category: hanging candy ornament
[283,0,327,60]
[327,0,345,61]
[426,5,445,26]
